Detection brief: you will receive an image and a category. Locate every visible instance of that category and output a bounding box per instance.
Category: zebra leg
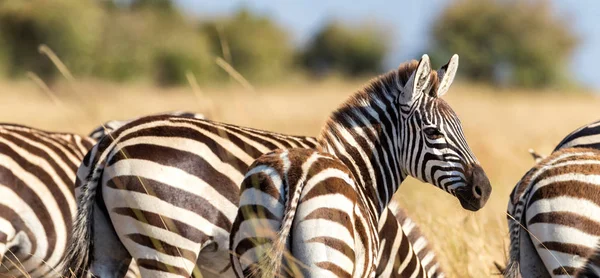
[89,203,134,278]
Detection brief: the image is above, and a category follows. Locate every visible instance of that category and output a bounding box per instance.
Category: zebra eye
[423,127,444,139]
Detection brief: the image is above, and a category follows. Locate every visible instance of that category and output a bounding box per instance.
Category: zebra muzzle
[456,164,492,211]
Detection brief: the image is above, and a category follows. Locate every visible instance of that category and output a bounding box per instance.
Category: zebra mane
[319,59,441,143]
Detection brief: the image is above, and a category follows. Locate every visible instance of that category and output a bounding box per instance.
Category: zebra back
[87,111,206,140]
[554,119,600,151]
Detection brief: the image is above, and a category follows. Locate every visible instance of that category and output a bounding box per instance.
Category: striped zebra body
[378,201,444,278]
[87,111,206,141]
[0,112,203,277]
[63,54,491,278]
[231,149,445,277]
[554,120,600,151]
[65,116,319,277]
[0,124,95,277]
[231,149,379,277]
[506,148,600,277]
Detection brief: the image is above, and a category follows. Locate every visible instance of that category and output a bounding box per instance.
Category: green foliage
[202,9,295,82]
[152,19,215,86]
[0,0,104,80]
[92,10,215,85]
[431,0,578,88]
[130,0,174,10]
[301,22,389,77]
[0,34,8,77]
[91,11,154,82]
[0,2,391,86]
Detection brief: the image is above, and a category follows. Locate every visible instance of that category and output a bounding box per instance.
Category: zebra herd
[0,54,597,277]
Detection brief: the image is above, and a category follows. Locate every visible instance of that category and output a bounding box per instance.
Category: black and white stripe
[231,148,445,277]
[231,148,378,277]
[378,201,444,278]
[231,55,483,277]
[0,123,95,277]
[63,54,491,278]
[554,120,600,151]
[0,112,203,277]
[65,117,319,277]
[88,111,206,141]
[506,147,600,278]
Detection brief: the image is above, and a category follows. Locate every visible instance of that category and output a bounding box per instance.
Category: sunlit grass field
[1,77,599,277]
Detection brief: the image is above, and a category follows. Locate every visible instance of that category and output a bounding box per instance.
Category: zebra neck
[318,92,405,216]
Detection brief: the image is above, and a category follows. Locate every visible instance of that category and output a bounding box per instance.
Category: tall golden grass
[1,77,599,277]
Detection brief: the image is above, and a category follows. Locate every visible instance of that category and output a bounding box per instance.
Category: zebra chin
[455,164,492,211]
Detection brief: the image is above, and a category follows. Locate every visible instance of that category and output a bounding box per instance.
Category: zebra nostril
[473,185,482,198]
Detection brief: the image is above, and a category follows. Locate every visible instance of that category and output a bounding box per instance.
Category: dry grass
[1,77,599,277]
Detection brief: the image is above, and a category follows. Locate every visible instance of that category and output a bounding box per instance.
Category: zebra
[505,147,600,277]
[0,111,204,277]
[62,54,491,278]
[230,148,445,277]
[0,123,96,277]
[380,201,445,278]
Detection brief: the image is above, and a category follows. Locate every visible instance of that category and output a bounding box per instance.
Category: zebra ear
[414,54,433,93]
[400,54,432,104]
[435,54,459,97]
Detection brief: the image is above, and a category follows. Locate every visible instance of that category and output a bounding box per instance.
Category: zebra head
[397,54,491,211]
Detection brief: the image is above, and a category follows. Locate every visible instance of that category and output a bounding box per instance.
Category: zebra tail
[503,260,522,278]
[504,213,525,278]
[61,144,108,277]
[255,180,306,278]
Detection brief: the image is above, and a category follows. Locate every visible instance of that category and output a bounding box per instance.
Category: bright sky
[176,0,600,90]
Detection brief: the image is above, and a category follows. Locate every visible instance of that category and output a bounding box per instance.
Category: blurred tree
[152,22,215,86]
[431,0,578,88]
[129,0,175,14]
[301,22,389,77]
[202,9,295,83]
[91,10,155,82]
[92,9,215,85]
[0,0,104,80]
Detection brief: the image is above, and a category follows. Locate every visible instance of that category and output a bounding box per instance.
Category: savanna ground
[2,77,599,277]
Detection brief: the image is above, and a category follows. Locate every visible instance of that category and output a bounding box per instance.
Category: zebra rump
[506,147,600,278]
[230,148,378,277]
